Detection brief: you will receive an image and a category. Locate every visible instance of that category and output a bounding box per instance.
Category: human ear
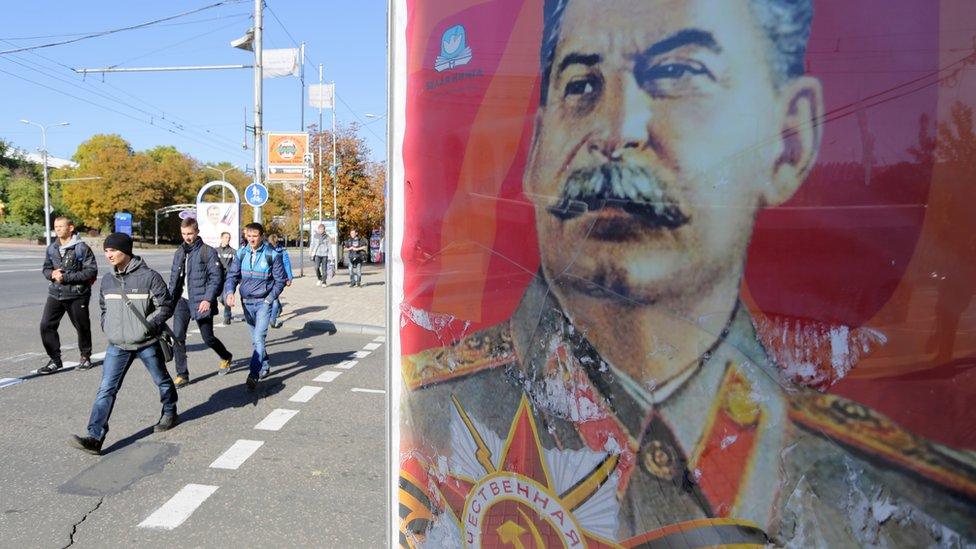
[768,76,823,206]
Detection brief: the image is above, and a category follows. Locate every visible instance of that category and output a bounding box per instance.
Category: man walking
[168,218,234,387]
[309,223,331,287]
[224,223,287,390]
[343,229,368,287]
[39,216,98,374]
[69,233,176,455]
[215,232,236,326]
[267,234,293,329]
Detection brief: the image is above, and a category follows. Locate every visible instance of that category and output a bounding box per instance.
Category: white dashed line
[334,360,358,370]
[351,388,385,394]
[188,329,201,335]
[91,351,106,361]
[313,371,342,383]
[209,440,264,470]
[138,484,219,529]
[254,409,300,431]
[351,350,371,359]
[288,386,323,403]
[372,336,386,343]
[0,378,24,389]
[362,342,382,351]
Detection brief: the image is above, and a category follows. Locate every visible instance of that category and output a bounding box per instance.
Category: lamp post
[205,165,238,202]
[20,119,69,246]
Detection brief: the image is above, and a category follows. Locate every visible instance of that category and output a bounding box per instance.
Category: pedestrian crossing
[134,334,387,531]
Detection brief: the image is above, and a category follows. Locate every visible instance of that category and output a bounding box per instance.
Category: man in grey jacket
[70,233,177,455]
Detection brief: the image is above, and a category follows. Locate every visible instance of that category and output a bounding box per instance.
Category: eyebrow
[557,53,602,74]
[644,28,721,58]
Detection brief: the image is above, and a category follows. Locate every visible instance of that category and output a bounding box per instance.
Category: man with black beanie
[70,232,177,455]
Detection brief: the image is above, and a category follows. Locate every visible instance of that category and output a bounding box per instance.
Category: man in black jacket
[168,218,233,388]
[70,232,176,455]
[215,231,236,326]
[39,216,98,374]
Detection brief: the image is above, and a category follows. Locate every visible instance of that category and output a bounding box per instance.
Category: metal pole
[318,64,324,221]
[298,42,306,277]
[41,130,50,247]
[332,80,338,222]
[252,0,263,223]
[155,209,159,246]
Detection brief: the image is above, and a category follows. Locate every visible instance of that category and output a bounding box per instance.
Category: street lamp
[20,119,69,246]
[206,165,238,202]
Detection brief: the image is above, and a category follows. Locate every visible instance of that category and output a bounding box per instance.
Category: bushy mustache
[547,163,690,229]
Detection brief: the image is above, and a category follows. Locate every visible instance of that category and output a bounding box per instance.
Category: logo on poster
[274,138,299,160]
[435,24,473,72]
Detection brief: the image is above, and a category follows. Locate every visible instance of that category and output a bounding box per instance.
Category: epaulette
[789,392,976,500]
[402,322,516,390]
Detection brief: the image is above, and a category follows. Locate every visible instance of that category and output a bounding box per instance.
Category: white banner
[263,48,299,78]
[309,83,334,109]
[196,202,240,249]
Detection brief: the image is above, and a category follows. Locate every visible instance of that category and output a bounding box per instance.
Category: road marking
[2,352,42,363]
[91,351,106,361]
[351,350,371,359]
[0,378,24,389]
[351,388,386,394]
[288,385,323,403]
[373,336,386,343]
[138,484,219,529]
[335,360,358,370]
[0,269,36,274]
[189,329,200,335]
[313,371,342,383]
[209,440,264,470]
[29,361,78,374]
[362,342,382,351]
[254,409,300,431]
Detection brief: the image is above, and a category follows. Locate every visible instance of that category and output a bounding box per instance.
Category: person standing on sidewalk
[69,233,177,455]
[38,216,98,374]
[309,223,331,287]
[343,229,368,288]
[215,232,236,326]
[266,234,293,329]
[224,223,287,390]
[167,218,234,388]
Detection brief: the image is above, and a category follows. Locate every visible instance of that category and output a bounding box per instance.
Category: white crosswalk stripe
[254,409,300,431]
[288,386,323,403]
[138,484,219,529]
[209,440,264,470]
[313,370,342,383]
[362,342,382,351]
[334,360,358,370]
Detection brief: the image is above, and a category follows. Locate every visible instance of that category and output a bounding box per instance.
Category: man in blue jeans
[224,223,288,390]
[69,233,176,455]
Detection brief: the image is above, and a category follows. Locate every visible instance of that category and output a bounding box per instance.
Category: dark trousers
[87,343,176,442]
[40,294,92,362]
[314,255,328,281]
[171,298,232,377]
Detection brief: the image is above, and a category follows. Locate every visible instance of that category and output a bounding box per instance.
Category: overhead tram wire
[0,1,248,56]
[0,10,252,41]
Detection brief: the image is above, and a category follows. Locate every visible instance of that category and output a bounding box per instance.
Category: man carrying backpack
[215,231,236,326]
[224,222,287,390]
[39,216,98,374]
[168,218,233,388]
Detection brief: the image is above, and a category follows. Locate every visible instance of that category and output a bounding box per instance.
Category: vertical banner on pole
[196,181,242,250]
[392,1,976,547]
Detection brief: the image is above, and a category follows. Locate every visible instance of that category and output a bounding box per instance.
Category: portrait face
[244,228,262,248]
[524,0,821,308]
[53,218,73,240]
[181,225,199,245]
[207,207,222,225]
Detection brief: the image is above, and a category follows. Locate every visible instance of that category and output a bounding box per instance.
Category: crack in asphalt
[62,496,104,549]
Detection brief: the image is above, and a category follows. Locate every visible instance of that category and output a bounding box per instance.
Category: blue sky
[0,1,388,167]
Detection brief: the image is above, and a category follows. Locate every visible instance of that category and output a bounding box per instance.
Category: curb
[304,320,385,336]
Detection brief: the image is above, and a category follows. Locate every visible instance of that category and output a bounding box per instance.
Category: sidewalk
[276,262,386,335]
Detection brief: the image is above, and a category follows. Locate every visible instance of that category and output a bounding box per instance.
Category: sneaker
[222,317,232,326]
[76,357,94,371]
[316,280,323,287]
[218,357,233,375]
[271,320,283,329]
[154,413,179,432]
[37,360,62,375]
[68,435,102,455]
[245,375,257,391]
[258,367,270,380]
[174,375,189,388]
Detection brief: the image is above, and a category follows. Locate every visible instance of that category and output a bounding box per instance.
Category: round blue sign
[244,183,269,207]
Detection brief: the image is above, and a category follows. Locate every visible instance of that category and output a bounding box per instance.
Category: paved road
[0,246,387,547]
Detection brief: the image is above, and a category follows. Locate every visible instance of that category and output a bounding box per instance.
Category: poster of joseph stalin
[398,0,976,547]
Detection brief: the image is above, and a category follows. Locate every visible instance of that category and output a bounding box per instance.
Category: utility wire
[0,1,245,55]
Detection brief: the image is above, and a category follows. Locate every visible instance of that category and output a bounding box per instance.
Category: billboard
[390,1,976,547]
[196,202,239,250]
[266,132,310,182]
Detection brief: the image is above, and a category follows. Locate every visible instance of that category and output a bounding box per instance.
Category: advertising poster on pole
[266,132,310,182]
[390,1,976,547]
[196,202,239,249]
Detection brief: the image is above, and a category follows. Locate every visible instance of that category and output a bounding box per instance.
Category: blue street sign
[244,183,269,207]
[114,212,133,235]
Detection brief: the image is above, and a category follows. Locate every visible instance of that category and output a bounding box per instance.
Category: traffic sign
[245,183,269,207]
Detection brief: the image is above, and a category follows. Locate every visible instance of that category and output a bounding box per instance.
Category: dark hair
[539,0,813,103]
[53,215,74,226]
[220,231,231,238]
[244,222,265,235]
[180,218,199,230]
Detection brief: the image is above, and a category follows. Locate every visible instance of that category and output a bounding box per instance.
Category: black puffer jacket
[168,237,223,320]
[42,235,98,300]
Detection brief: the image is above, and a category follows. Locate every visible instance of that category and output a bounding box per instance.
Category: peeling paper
[399,303,472,347]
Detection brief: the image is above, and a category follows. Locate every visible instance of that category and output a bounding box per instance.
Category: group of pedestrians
[37,216,291,455]
[308,223,369,288]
